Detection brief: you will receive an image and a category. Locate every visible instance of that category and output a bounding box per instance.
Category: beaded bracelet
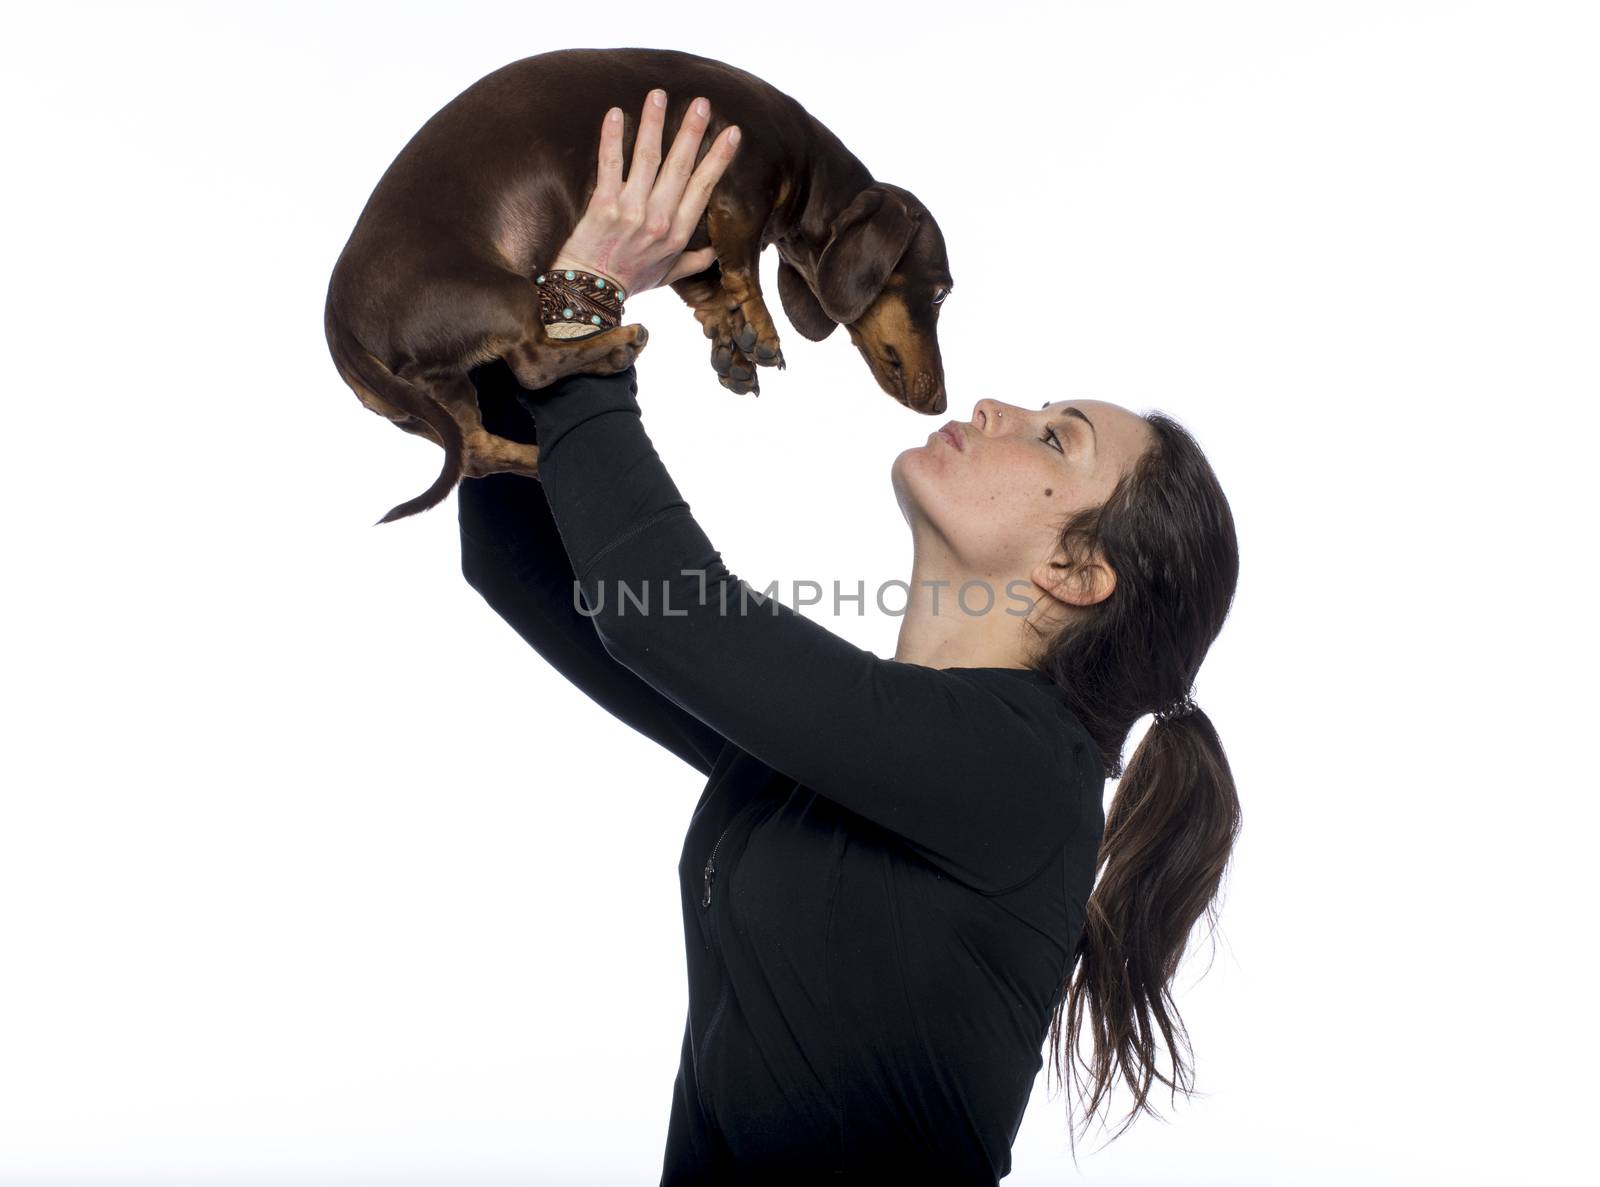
[535,267,627,332]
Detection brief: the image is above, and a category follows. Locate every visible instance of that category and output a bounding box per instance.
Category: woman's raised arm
[458,361,727,777]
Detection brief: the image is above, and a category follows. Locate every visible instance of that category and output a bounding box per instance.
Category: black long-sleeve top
[456,359,1106,1185]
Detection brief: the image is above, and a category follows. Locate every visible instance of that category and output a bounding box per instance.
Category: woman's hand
[550,90,741,298]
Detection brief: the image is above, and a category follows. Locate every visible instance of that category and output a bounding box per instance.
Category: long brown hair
[1025,410,1241,1158]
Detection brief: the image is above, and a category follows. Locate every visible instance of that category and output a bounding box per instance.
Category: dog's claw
[719,370,760,396]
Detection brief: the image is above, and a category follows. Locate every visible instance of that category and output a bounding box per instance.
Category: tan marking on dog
[851,292,939,410]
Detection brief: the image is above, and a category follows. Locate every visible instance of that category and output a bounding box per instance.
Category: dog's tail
[325,311,465,526]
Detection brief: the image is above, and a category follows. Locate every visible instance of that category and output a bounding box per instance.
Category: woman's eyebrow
[1040,401,1098,449]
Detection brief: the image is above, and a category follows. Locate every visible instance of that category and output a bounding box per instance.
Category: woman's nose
[972,399,1015,434]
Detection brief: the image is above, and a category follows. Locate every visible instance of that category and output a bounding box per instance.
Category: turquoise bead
[535,274,544,283]
[563,307,573,318]
[591,314,601,324]
[565,270,575,280]
[596,278,605,288]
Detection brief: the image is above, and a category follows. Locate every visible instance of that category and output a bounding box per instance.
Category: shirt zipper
[702,817,734,909]
[695,813,740,1124]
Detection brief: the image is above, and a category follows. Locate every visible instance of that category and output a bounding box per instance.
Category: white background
[3,1,1595,1183]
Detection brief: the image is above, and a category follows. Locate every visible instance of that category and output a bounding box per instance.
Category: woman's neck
[891,552,1059,670]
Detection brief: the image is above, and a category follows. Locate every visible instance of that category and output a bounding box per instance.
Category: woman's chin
[890,450,949,523]
[890,446,935,492]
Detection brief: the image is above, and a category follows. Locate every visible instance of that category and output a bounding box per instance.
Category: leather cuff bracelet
[536,267,627,331]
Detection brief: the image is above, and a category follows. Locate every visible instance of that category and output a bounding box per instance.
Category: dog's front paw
[735,322,785,370]
[720,371,759,397]
[711,341,759,395]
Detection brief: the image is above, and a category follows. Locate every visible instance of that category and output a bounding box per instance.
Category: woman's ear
[1033,550,1118,610]
[815,185,921,326]
[776,259,838,341]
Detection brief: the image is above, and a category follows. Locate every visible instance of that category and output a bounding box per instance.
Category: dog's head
[777,182,952,415]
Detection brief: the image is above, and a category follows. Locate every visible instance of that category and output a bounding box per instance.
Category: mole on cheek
[1043,488,1054,497]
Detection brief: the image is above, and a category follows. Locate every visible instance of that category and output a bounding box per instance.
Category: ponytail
[1048,704,1240,1156]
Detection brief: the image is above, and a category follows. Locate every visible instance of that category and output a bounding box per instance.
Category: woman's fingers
[623,89,667,210]
[649,97,715,230]
[565,87,739,294]
[670,125,740,245]
[593,106,626,206]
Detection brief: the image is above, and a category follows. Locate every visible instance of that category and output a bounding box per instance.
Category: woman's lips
[935,421,966,451]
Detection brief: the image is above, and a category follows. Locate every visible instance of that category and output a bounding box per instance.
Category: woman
[458,90,1241,1185]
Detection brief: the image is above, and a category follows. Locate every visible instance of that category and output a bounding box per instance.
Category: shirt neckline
[888,659,1053,682]
[941,665,1052,681]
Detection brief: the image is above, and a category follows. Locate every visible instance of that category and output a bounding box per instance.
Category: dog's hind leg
[395,366,542,481]
[501,315,651,393]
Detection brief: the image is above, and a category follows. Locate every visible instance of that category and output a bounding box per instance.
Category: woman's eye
[1041,426,1064,453]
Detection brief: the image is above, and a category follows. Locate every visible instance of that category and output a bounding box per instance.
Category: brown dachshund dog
[324,47,955,524]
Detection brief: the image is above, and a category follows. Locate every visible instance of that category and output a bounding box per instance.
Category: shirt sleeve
[518,363,1099,894]
[457,362,728,778]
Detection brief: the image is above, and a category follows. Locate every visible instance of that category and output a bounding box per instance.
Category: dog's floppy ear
[814,185,921,326]
[776,259,838,342]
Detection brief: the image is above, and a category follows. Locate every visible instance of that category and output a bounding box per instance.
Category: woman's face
[891,396,1157,592]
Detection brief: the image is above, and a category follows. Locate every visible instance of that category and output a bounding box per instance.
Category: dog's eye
[933,288,948,306]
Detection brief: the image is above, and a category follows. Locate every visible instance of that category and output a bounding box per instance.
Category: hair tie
[1154,691,1199,724]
